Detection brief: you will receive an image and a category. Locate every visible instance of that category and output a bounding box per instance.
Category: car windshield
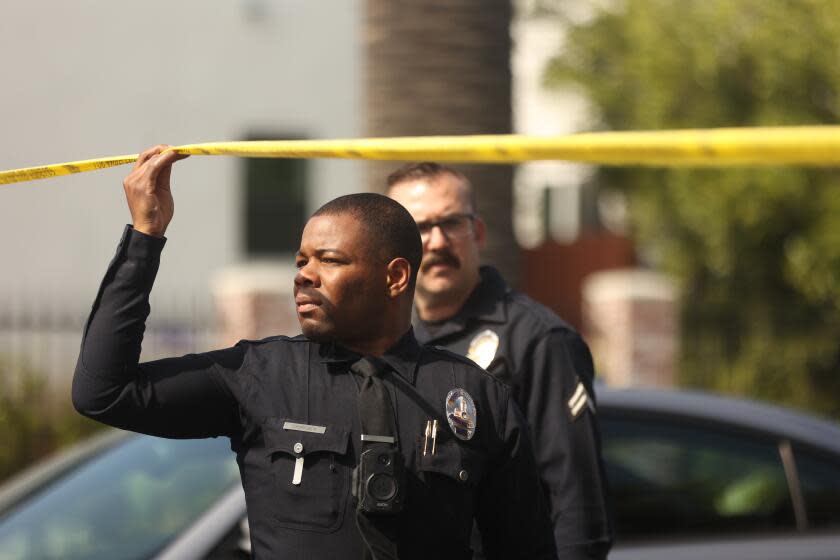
[0,434,239,560]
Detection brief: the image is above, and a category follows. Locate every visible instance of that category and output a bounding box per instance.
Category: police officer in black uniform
[387,163,612,560]
[72,146,556,559]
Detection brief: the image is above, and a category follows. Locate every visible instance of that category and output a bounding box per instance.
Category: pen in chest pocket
[282,421,327,485]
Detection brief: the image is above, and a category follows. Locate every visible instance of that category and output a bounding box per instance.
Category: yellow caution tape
[0,155,140,186]
[4,126,840,186]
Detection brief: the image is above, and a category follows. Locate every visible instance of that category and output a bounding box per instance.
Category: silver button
[458,469,469,481]
[293,442,304,454]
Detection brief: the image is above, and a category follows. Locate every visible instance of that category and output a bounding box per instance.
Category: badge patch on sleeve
[567,381,595,420]
[466,329,499,369]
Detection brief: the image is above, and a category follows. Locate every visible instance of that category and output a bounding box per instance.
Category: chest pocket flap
[417,438,484,487]
[261,417,351,532]
[263,418,349,457]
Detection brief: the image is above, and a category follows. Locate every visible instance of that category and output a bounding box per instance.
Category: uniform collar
[414,266,509,343]
[319,327,421,384]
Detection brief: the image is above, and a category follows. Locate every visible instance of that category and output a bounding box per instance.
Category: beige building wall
[0,1,362,378]
[0,0,363,322]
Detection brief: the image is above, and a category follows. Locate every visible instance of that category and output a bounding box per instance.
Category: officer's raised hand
[123,145,189,237]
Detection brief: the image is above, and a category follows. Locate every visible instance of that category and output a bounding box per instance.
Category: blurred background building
[0,1,364,384]
[2,0,655,391]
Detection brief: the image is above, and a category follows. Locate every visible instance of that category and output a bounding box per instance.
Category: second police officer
[387,163,613,560]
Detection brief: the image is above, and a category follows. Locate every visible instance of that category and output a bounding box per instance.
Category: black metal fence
[0,293,219,394]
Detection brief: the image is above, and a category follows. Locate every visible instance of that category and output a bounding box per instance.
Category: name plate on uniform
[283,421,327,434]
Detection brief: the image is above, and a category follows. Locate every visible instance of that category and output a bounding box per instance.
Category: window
[243,134,307,256]
[601,414,795,542]
[794,446,840,530]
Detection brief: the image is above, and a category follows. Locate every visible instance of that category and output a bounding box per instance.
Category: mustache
[422,250,460,270]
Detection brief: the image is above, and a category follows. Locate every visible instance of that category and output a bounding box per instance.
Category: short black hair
[311,193,422,289]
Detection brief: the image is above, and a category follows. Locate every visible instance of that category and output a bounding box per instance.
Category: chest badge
[466,329,499,369]
[445,388,477,441]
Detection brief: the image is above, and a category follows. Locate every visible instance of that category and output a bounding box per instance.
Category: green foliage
[545,0,840,418]
[0,362,102,483]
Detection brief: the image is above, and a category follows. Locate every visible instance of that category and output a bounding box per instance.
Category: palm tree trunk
[364,0,519,284]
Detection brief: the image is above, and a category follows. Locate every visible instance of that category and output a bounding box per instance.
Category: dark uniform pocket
[263,417,351,532]
[412,436,485,545]
[416,436,484,486]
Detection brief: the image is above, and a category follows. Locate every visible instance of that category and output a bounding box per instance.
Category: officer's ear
[385,257,411,298]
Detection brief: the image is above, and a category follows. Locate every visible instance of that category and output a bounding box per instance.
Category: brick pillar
[582,268,678,387]
[212,264,300,348]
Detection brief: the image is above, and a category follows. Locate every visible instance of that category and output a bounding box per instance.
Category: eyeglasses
[416,213,475,243]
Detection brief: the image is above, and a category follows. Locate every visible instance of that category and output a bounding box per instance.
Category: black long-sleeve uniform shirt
[414,267,613,560]
[72,227,556,560]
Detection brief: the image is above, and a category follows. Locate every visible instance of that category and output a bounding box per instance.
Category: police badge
[465,329,499,369]
[445,388,477,441]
